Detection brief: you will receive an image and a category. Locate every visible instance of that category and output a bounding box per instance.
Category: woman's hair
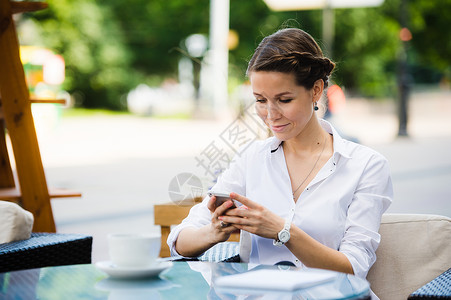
[247,28,335,89]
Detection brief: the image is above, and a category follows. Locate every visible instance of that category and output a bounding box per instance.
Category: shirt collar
[266,119,352,159]
[320,119,352,160]
[269,137,283,153]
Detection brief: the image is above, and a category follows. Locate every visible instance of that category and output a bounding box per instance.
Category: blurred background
[8,0,451,262]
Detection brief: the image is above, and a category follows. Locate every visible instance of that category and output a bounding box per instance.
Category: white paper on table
[214,269,337,291]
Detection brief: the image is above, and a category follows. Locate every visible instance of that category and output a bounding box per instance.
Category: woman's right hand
[207,195,238,243]
[174,195,238,257]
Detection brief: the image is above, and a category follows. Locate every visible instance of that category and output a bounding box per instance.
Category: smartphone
[208,191,240,209]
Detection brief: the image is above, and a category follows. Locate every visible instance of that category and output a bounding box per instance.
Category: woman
[168,28,392,285]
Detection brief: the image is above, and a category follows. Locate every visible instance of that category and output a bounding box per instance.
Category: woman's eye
[256,99,266,103]
[279,99,293,103]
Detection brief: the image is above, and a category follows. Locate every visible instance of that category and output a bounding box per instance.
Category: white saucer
[95,261,173,279]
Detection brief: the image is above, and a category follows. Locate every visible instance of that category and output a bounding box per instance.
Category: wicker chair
[0,233,92,273]
[408,268,451,299]
[198,242,240,262]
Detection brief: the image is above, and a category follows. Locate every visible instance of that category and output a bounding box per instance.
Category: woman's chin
[272,132,290,141]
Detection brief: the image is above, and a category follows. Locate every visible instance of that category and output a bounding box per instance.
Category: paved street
[25,89,451,262]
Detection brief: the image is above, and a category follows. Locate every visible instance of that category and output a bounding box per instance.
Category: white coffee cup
[108,233,161,268]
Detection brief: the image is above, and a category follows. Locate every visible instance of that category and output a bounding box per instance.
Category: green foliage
[228,5,323,78]
[28,0,134,109]
[22,0,451,109]
[108,0,210,75]
[401,0,451,71]
[379,0,451,88]
[333,7,400,97]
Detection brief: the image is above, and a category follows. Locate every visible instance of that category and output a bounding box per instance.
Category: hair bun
[319,57,335,77]
[289,52,335,88]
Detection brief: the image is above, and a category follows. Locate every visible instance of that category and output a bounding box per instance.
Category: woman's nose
[267,103,281,120]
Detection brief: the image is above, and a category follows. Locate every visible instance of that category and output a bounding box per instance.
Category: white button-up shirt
[168,119,393,279]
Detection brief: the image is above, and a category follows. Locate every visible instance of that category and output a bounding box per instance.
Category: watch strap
[273,208,295,246]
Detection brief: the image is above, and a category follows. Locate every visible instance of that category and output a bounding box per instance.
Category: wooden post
[0,119,15,189]
[0,0,55,232]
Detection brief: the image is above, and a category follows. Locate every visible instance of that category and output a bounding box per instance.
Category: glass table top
[0,261,370,299]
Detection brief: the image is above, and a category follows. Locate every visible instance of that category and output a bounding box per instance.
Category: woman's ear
[312,79,324,102]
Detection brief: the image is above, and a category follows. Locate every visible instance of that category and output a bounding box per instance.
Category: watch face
[279,230,290,243]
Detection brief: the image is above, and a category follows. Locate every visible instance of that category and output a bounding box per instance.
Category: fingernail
[218,216,223,220]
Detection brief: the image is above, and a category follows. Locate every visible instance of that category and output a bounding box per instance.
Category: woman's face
[250,71,322,141]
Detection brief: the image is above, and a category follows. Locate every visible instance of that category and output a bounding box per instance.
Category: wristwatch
[273,208,295,247]
[273,222,291,246]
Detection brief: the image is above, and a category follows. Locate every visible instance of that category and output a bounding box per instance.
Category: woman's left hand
[218,192,285,240]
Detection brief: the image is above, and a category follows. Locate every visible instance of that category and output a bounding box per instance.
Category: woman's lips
[270,124,289,132]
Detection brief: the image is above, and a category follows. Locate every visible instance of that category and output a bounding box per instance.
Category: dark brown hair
[247,28,335,89]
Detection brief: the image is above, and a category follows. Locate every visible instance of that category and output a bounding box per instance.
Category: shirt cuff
[340,249,371,279]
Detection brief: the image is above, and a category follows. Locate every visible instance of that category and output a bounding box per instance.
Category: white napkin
[215,268,337,291]
[0,201,34,244]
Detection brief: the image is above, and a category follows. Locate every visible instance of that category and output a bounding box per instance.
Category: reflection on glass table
[0,261,370,299]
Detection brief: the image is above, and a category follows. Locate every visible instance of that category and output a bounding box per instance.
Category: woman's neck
[282,117,328,155]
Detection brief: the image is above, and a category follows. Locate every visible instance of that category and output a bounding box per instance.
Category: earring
[314,102,319,111]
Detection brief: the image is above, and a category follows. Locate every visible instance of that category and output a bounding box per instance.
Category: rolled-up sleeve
[167,198,212,257]
[339,154,393,278]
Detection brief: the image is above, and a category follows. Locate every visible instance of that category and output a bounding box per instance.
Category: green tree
[228,3,323,79]
[333,6,400,97]
[22,0,451,109]
[108,0,210,76]
[383,0,451,84]
[27,0,134,109]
